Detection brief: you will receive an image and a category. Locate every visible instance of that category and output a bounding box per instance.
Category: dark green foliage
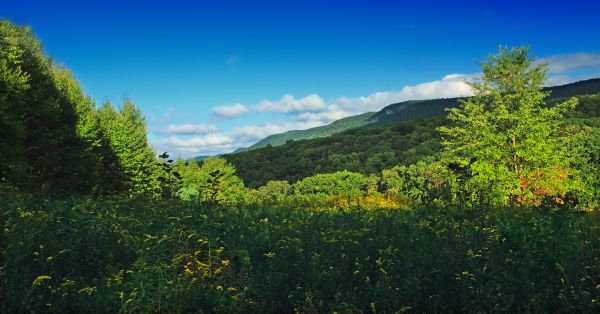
[544,78,600,99]
[97,100,162,198]
[225,117,447,188]
[293,171,369,198]
[0,20,124,194]
[157,152,182,199]
[381,161,454,206]
[2,193,599,312]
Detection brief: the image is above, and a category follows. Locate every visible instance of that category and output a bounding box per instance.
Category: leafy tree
[380,161,453,205]
[294,171,369,198]
[253,180,292,203]
[157,152,182,199]
[567,118,600,207]
[197,157,247,205]
[173,157,247,204]
[50,65,125,194]
[0,20,118,194]
[98,100,161,197]
[439,46,581,206]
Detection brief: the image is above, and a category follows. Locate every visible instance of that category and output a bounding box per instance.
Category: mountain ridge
[235,78,600,153]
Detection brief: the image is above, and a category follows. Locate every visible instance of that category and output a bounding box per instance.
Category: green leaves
[172,157,248,204]
[439,46,582,206]
[98,100,161,198]
[294,171,369,198]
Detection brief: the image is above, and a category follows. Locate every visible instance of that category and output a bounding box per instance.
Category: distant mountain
[369,78,600,126]
[239,78,600,151]
[368,97,463,126]
[239,112,376,151]
[543,78,600,98]
[189,155,213,162]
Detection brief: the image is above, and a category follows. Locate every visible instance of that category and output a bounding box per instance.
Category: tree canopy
[439,46,581,206]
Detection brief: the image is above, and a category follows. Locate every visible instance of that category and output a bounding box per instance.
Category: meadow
[2,192,599,312]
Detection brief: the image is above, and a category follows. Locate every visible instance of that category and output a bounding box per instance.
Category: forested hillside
[236,78,600,152]
[241,112,375,151]
[1,19,600,313]
[226,117,446,187]
[225,92,600,188]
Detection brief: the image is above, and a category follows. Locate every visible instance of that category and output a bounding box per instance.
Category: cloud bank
[158,73,477,156]
[540,52,600,73]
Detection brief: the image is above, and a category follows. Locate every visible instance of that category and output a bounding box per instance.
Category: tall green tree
[50,66,126,194]
[0,20,111,193]
[173,157,247,204]
[98,100,161,197]
[439,46,581,206]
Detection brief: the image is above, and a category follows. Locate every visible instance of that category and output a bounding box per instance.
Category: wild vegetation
[1,20,599,312]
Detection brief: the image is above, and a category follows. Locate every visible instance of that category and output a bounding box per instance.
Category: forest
[1,19,600,312]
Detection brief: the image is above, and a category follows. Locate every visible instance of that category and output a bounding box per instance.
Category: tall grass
[1,193,599,312]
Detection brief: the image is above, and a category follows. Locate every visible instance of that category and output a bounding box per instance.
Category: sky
[3,0,600,157]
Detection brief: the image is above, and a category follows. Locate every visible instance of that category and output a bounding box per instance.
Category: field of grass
[2,193,599,312]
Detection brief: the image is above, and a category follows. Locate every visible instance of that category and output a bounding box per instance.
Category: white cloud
[159,120,327,156]
[161,124,218,135]
[163,134,235,147]
[211,103,249,119]
[295,107,352,123]
[255,94,326,114]
[540,52,600,73]
[333,73,476,113]
[160,134,237,156]
[544,75,573,87]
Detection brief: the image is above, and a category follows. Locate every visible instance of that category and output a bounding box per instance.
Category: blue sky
[3,0,600,157]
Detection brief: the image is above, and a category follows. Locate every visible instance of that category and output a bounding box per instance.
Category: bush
[293,171,369,198]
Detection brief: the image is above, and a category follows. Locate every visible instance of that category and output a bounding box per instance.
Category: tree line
[2,19,599,209]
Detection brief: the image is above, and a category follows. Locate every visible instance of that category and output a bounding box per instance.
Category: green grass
[1,193,599,312]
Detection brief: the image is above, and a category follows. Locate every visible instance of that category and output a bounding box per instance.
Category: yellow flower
[32,275,51,286]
